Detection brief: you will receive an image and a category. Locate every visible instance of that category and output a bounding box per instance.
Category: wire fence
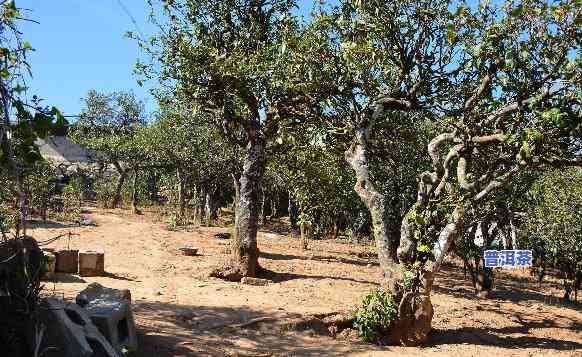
[0,231,80,265]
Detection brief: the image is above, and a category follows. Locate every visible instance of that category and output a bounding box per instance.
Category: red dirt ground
[31,207,582,357]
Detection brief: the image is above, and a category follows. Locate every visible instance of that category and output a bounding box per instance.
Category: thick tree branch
[427,132,456,176]
[474,166,520,201]
[471,133,506,144]
[434,143,464,197]
[457,157,476,191]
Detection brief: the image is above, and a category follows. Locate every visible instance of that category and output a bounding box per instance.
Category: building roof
[35,136,96,166]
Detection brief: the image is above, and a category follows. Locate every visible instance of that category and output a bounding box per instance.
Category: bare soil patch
[32,208,582,356]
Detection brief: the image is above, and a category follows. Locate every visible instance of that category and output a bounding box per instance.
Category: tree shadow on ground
[27,219,80,229]
[428,324,582,350]
[432,264,582,312]
[260,251,378,267]
[134,299,582,356]
[133,300,374,357]
[257,267,379,285]
[41,273,86,284]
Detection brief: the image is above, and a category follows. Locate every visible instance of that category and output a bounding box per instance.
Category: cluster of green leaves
[1,1,67,165]
[125,0,581,300]
[0,204,18,234]
[141,100,237,186]
[92,175,118,208]
[354,290,398,343]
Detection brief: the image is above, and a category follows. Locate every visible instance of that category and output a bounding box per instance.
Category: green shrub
[166,213,178,231]
[24,161,55,214]
[62,184,82,220]
[0,205,18,234]
[50,183,82,222]
[94,177,117,208]
[354,291,398,343]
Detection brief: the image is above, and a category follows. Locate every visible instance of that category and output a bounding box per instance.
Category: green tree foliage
[303,0,465,290]
[140,99,238,221]
[1,1,65,236]
[396,0,581,299]
[70,90,146,208]
[138,0,341,279]
[273,126,361,237]
[524,168,582,300]
[311,0,581,299]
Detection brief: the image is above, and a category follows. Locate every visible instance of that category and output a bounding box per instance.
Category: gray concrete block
[38,298,119,357]
[76,283,138,354]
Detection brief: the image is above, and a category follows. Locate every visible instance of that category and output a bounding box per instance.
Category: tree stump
[384,293,433,346]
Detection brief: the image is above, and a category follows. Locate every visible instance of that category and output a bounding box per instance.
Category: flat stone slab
[241,277,271,286]
[179,246,198,256]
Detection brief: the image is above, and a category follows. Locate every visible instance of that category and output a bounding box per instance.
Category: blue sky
[17,0,316,119]
[19,1,157,117]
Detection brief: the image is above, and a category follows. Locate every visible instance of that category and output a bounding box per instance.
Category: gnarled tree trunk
[176,168,187,219]
[212,133,266,281]
[270,192,278,220]
[131,168,140,214]
[232,173,241,211]
[231,135,265,277]
[205,191,212,226]
[111,162,126,209]
[345,128,401,289]
[259,187,266,225]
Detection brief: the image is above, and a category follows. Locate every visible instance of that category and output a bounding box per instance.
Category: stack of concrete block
[53,249,106,276]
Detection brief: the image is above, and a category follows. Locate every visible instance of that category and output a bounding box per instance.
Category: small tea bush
[354,291,398,342]
[50,183,83,222]
[94,177,117,208]
[166,213,178,231]
[0,205,18,234]
[61,184,82,221]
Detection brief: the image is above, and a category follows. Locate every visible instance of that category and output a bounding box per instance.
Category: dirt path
[32,208,582,357]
